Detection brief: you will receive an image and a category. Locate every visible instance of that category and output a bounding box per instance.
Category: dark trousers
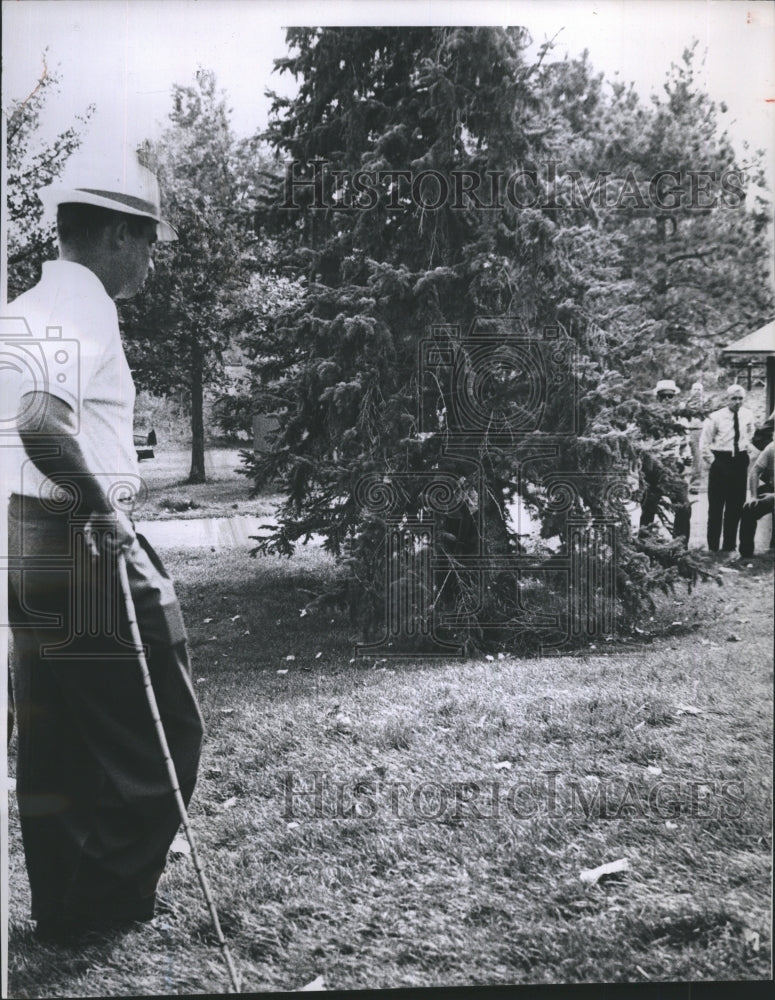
[738,495,775,557]
[639,454,691,545]
[706,452,749,551]
[8,495,204,926]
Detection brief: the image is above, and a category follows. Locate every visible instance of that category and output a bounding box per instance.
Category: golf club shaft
[117,552,241,993]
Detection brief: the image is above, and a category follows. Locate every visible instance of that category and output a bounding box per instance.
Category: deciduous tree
[122,69,258,482]
[6,55,93,299]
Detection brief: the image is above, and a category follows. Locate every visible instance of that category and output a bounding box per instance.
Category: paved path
[136,514,268,549]
[137,485,773,552]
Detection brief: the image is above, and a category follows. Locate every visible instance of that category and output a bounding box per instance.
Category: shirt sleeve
[745,413,757,449]
[755,444,774,472]
[699,416,715,459]
[17,298,108,412]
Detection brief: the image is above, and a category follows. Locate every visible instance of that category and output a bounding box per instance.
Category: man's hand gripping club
[17,390,138,556]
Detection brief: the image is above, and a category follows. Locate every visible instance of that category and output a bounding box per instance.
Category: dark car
[134,428,157,461]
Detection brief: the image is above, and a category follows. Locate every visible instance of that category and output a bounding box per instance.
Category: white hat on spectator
[654,379,680,396]
[38,150,177,241]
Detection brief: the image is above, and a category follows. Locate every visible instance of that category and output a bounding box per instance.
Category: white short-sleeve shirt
[5,260,140,502]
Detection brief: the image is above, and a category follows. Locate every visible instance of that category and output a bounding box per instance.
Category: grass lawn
[132,446,277,521]
[6,541,772,995]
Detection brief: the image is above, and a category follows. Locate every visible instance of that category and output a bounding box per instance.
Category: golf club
[117,551,241,993]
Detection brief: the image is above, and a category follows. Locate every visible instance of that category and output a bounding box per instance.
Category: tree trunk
[188,344,206,484]
[653,215,667,319]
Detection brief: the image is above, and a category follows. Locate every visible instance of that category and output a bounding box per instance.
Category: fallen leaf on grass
[170,835,190,856]
[299,609,308,617]
[315,652,322,659]
[285,654,296,661]
[286,821,300,830]
[219,708,235,715]
[333,713,353,734]
[579,858,629,884]
[743,928,760,953]
[726,634,742,642]
[665,821,678,830]
[646,765,662,776]
[203,618,213,623]
[675,703,703,716]
[277,669,288,675]
[494,761,512,771]
[230,615,241,621]
[221,797,238,810]
[299,976,326,991]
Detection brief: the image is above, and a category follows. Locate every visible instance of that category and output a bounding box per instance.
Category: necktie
[733,410,739,456]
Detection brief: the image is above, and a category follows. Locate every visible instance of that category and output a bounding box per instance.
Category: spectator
[737,440,774,559]
[639,380,692,545]
[686,381,705,494]
[700,384,757,553]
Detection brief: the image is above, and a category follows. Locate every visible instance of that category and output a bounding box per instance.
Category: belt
[712,450,748,458]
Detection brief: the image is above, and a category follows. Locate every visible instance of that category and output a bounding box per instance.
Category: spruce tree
[244,28,768,650]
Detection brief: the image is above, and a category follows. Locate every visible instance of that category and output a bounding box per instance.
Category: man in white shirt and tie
[700,384,758,552]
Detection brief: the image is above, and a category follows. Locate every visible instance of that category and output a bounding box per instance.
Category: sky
[2,0,774,174]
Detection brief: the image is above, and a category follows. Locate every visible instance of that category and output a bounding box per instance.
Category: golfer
[7,152,203,943]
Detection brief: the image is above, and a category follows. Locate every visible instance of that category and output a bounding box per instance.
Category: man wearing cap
[638,380,692,545]
[6,152,203,942]
[700,385,758,552]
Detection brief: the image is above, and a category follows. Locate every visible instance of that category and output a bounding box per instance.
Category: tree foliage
[241,28,771,649]
[121,69,260,482]
[6,54,93,300]
[540,43,773,390]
